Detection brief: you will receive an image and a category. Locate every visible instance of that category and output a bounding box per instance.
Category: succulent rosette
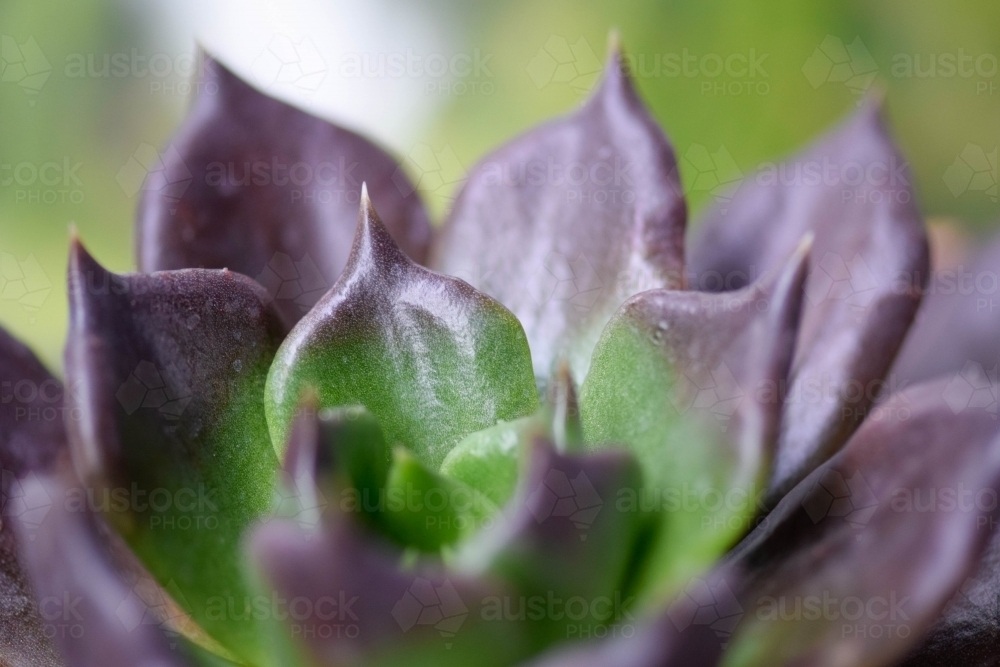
[4,35,1000,667]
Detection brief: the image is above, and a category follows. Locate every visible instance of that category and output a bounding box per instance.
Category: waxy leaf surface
[688,98,929,497]
[136,53,431,325]
[431,44,687,381]
[724,380,1000,667]
[64,241,284,665]
[580,240,808,604]
[266,193,538,469]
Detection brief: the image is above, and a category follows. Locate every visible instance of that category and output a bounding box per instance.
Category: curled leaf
[279,402,390,529]
[266,191,538,469]
[0,328,67,667]
[431,40,686,381]
[725,379,1000,667]
[136,53,431,325]
[579,239,809,603]
[455,439,645,646]
[14,467,193,667]
[380,447,497,552]
[688,97,929,496]
[249,512,533,666]
[64,240,284,665]
[892,227,1000,385]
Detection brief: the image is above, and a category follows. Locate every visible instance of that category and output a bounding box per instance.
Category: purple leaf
[579,239,809,602]
[724,379,1000,667]
[455,439,644,645]
[136,52,432,326]
[688,97,929,497]
[249,509,533,666]
[0,328,67,667]
[14,468,193,667]
[431,40,686,381]
[64,239,284,665]
[892,227,1000,385]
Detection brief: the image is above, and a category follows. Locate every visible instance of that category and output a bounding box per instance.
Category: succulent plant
[4,35,1000,667]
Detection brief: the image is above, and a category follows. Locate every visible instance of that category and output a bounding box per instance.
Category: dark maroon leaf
[723,379,1000,667]
[14,466,193,667]
[63,239,284,665]
[892,227,1000,385]
[431,40,687,381]
[454,439,644,645]
[249,510,534,666]
[136,52,432,326]
[688,96,929,497]
[0,327,66,666]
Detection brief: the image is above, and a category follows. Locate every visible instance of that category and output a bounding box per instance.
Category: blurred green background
[1,0,998,371]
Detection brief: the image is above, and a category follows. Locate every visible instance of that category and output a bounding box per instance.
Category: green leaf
[265,188,539,469]
[440,363,583,508]
[64,239,283,666]
[382,447,497,552]
[580,241,808,606]
[440,416,539,508]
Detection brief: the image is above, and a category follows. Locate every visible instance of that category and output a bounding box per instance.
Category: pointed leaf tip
[432,38,685,380]
[267,195,538,469]
[689,97,929,498]
[136,54,431,326]
[64,244,285,664]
